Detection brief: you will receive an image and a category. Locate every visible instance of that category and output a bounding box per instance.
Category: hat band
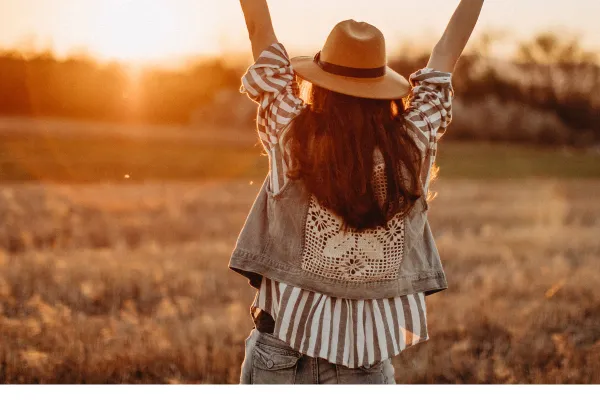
[313,51,386,79]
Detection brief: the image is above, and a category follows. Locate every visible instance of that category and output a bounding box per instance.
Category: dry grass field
[0,177,599,384]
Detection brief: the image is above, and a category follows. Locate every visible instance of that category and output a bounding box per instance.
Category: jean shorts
[240,328,396,384]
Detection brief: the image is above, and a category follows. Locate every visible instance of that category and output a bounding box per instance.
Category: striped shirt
[241,43,453,368]
[251,278,428,368]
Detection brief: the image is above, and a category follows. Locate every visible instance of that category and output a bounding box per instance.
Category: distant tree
[513,33,600,145]
[516,33,598,65]
[471,28,510,58]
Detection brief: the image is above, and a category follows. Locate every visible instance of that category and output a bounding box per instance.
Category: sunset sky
[1,0,599,65]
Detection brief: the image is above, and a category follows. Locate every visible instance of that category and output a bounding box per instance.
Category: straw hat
[291,20,410,100]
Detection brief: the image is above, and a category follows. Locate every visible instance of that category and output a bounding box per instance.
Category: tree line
[0,32,598,147]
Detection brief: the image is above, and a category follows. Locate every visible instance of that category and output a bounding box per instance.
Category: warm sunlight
[0,0,600,387]
[1,1,599,64]
[89,0,186,62]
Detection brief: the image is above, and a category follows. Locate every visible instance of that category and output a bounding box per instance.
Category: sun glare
[90,0,185,63]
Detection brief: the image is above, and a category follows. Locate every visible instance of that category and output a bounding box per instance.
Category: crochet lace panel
[301,149,405,283]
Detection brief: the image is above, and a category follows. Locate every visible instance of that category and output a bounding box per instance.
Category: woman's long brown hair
[283,82,424,232]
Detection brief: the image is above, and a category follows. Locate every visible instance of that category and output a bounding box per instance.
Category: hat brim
[291,56,410,100]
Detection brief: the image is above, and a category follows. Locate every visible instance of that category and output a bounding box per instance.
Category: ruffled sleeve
[403,68,454,192]
[404,68,454,154]
[240,42,306,147]
[240,43,306,195]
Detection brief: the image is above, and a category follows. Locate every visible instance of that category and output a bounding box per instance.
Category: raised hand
[239,0,278,61]
[427,0,485,72]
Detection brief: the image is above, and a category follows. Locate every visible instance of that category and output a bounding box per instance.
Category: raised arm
[427,0,485,72]
[239,0,278,61]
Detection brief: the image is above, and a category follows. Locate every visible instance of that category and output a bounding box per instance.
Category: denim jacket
[229,172,448,300]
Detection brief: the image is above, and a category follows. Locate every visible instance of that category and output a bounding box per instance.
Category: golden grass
[0,179,599,383]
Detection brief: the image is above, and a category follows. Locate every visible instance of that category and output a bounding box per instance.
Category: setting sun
[1,1,600,65]
[88,0,190,63]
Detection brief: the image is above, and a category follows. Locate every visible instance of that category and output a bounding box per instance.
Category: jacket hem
[229,249,448,300]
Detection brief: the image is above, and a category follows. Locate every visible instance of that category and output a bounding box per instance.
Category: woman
[230,0,484,384]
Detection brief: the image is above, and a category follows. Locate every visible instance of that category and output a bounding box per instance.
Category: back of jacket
[229,153,448,300]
